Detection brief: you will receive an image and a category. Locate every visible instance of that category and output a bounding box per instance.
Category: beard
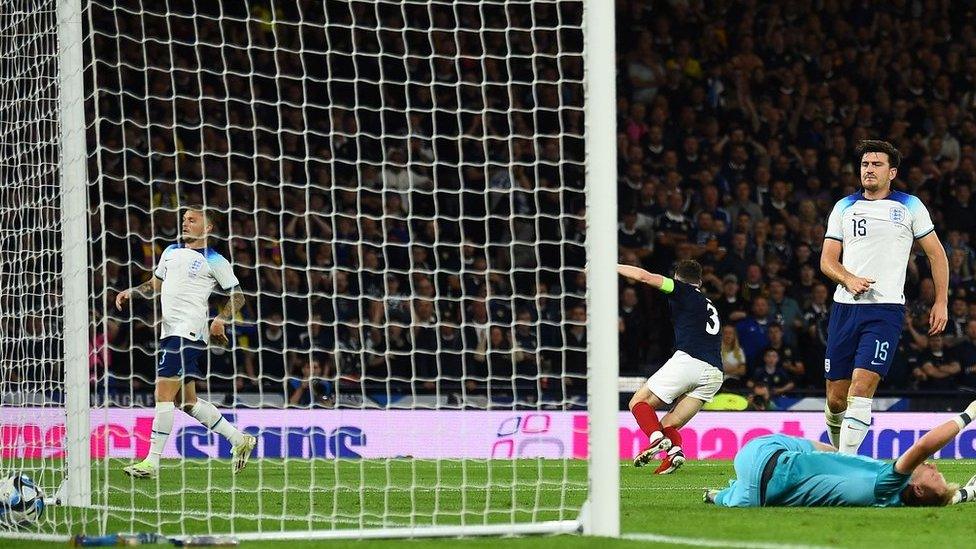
[861,176,889,191]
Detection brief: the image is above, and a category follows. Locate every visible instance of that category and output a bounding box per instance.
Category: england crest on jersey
[188,258,204,276]
[889,207,905,223]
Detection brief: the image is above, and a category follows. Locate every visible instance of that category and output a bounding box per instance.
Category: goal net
[1,0,618,541]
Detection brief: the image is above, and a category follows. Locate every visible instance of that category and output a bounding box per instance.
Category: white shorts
[646,350,724,405]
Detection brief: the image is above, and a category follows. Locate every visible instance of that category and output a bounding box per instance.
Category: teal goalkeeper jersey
[765,451,912,507]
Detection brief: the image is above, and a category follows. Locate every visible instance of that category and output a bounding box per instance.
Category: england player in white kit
[117,208,256,478]
[820,140,949,454]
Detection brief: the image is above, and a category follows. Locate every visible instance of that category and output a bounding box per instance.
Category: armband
[660,277,675,294]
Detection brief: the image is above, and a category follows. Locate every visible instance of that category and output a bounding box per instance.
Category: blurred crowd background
[61,0,976,409]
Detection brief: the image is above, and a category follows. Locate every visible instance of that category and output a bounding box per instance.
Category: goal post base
[235,521,582,541]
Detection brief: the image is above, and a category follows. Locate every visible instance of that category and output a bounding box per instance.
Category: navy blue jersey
[666,279,723,370]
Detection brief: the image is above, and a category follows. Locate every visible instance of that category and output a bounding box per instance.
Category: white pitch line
[90,504,406,527]
[623,532,836,549]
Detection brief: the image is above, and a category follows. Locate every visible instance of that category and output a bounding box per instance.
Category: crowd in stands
[85,0,588,408]
[75,1,976,409]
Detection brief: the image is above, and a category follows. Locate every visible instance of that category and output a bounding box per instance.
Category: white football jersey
[825,191,934,305]
[153,244,240,342]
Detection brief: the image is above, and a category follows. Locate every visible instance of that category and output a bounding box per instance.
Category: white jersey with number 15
[825,191,934,306]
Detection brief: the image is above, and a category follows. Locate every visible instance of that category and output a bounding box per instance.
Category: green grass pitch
[5,458,976,548]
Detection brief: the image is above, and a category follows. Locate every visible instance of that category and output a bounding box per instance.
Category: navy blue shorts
[157,336,207,379]
[824,303,905,380]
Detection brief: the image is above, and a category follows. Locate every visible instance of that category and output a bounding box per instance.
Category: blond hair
[902,482,959,507]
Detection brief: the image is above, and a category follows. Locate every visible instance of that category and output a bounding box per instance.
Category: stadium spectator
[945,297,970,347]
[737,297,772,370]
[911,336,961,391]
[954,320,976,388]
[713,274,748,325]
[747,382,777,411]
[749,348,795,397]
[767,323,806,389]
[720,325,747,391]
[801,283,831,385]
[717,232,753,282]
[287,356,334,409]
[767,280,803,346]
[619,209,653,264]
[619,286,648,371]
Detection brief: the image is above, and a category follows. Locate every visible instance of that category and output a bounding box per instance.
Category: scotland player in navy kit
[705,401,976,508]
[821,140,949,455]
[117,207,256,478]
[618,260,724,474]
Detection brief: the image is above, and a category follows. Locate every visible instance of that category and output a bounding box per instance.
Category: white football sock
[824,404,845,448]
[839,396,872,454]
[147,401,175,467]
[189,398,246,446]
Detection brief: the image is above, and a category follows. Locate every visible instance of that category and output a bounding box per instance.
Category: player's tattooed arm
[218,290,246,321]
[210,288,244,346]
[115,277,162,310]
[132,279,157,297]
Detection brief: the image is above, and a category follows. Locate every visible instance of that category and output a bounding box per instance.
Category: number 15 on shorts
[871,340,889,366]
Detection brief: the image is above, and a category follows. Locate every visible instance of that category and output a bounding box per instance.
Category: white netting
[2,0,591,539]
[0,0,97,535]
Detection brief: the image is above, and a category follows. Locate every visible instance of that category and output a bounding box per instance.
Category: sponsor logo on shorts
[824,359,830,373]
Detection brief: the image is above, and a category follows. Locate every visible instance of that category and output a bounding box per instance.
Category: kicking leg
[124,377,181,478]
[629,386,672,467]
[654,395,705,474]
[824,378,850,448]
[181,379,256,473]
[838,368,879,454]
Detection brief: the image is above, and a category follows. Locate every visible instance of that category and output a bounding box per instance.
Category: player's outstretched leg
[183,395,256,473]
[629,387,670,467]
[231,435,258,474]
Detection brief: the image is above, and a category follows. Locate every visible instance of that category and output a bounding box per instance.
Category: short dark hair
[674,259,702,285]
[855,139,901,169]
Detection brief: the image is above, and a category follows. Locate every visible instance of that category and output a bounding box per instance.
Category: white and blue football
[0,473,45,528]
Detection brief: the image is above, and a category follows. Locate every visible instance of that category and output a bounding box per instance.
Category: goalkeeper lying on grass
[705,401,976,507]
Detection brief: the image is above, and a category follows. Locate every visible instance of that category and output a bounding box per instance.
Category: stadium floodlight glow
[0,0,618,540]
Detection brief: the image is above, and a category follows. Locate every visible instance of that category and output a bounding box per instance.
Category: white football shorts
[646,350,724,404]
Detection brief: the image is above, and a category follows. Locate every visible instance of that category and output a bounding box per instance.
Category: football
[0,473,45,528]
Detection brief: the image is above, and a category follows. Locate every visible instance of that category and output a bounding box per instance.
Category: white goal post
[0,0,618,541]
[582,0,620,538]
